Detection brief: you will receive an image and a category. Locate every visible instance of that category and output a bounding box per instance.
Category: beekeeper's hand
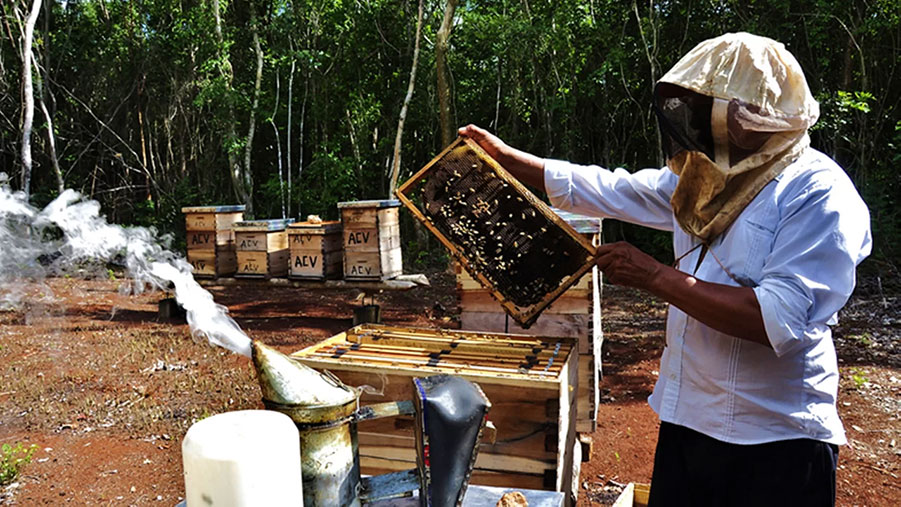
[594,241,662,290]
[458,124,546,191]
[597,241,771,347]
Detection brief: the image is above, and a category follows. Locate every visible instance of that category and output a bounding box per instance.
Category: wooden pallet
[457,209,603,433]
[396,137,596,328]
[338,200,403,280]
[287,220,343,280]
[234,219,292,278]
[182,205,245,278]
[292,324,580,505]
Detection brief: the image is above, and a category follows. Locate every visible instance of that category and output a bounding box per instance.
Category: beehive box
[458,209,603,433]
[396,137,596,328]
[292,324,580,504]
[337,200,402,280]
[234,219,292,278]
[286,220,343,280]
[182,205,245,278]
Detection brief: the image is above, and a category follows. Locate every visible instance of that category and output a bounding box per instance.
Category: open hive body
[287,220,343,280]
[458,209,603,433]
[182,205,245,278]
[338,200,403,281]
[396,137,596,328]
[292,324,580,504]
[234,219,293,278]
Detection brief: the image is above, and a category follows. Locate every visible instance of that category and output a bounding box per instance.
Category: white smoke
[0,175,252,357]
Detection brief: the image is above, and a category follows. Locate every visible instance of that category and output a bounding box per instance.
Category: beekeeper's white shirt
[544,148,871,445]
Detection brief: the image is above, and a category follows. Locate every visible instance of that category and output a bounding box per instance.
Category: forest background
[2,0,899,278]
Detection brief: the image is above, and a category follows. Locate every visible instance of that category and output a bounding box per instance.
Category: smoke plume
[0,175,252,357]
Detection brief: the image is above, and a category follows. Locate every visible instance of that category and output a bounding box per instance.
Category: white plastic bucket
[182,410,303,506]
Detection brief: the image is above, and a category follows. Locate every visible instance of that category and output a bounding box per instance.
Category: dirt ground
[0,270,898,505]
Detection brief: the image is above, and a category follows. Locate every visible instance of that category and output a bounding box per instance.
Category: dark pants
[648,422,838,507]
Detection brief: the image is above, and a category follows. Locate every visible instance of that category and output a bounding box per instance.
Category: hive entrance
[397,137,596,327]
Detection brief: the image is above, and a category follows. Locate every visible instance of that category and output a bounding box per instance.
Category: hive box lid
[551,208,601,235]
[234,218,294,231]
[288,220,342,234]
[181,205,246,213]
[337,199,400,209]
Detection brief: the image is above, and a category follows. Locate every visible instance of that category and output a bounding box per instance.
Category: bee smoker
[252,341,491,506]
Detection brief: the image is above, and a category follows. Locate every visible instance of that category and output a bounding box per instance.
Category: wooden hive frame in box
[396,137,597,328]
[292,324,580,503]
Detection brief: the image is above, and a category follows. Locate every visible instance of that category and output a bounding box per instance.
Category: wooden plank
[578,434,593,462]
[342,326,574,355]
[185,210,244,231]
[187,249,217,277]
[592,263,603,379]
[197,277,420,291]
[555,348,577,498]
[268,231,288,252]
[358,446,554,475]
[236,232,267,251]
[457,264,592,292]
[236,250,289,278]
[344,251,383,280]
[289,250,342,279]
[576,354,597,433]
[318,340,564,367]
[340,204,400,228]
[359,457,546,491]
[288,231,342,252]
[343,337,565,361]
[185,212,215,231]
[215,212,244,232]
[460,311,590,339]
[187,246,237,278]
[379,245,403,280]
[236,230,288,252]
[343,225,400,253]
[186,230,233,250]
[287,220,341,235]
[461,289,590,315]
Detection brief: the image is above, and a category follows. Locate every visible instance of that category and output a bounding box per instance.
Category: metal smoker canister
[252,340,362,507]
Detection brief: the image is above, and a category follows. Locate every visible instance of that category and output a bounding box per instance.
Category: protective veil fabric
[658,32,820,242]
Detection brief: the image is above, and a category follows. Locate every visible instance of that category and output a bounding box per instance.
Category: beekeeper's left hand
[594,241,662,290]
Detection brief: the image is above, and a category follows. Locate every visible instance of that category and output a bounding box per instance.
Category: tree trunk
[286,48,295,218]
[632,0,662,167]
[242,4,264,216]
[37,86,63,193]
[388,0,424,197]
[270,70,286,218]
[211,0,248,209]
[20,0,42,198]
[436,0,458,147]
[345,109,363,191]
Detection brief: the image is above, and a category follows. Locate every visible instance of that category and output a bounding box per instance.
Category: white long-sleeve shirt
[544,148,871,445]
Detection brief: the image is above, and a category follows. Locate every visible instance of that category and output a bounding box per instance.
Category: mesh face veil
[653,84,714,161]
[654,32,819,242]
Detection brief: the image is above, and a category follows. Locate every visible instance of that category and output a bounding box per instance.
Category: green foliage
[0,443,37,486]
[1,0,899,268]
[849,368,869,390]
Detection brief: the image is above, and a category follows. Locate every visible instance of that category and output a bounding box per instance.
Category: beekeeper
[460,32,871,505]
